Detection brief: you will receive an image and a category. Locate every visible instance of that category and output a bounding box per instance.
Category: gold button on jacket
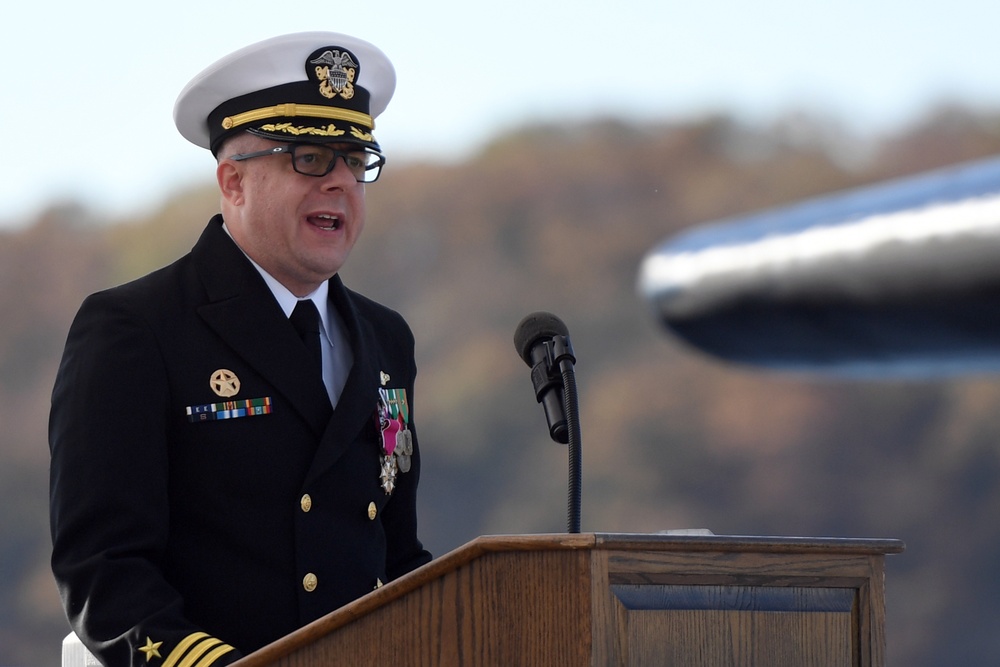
[303,573,318,592]
[300,494,312,512]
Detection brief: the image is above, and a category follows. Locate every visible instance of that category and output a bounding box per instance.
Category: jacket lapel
[192,217,333,436]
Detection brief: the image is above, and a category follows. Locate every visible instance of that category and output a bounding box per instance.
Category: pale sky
[3,0,999,227]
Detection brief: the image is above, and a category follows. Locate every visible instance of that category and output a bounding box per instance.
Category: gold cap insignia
[309,49,359,100]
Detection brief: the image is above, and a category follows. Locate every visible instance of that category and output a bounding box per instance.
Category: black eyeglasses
[227,143,386,183]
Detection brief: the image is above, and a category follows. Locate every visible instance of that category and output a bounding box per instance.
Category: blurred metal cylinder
[638,155,1000,377]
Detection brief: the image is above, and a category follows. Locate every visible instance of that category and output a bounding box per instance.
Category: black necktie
[289,299,323,370]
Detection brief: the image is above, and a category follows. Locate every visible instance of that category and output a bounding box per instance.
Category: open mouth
[308,213,341,231]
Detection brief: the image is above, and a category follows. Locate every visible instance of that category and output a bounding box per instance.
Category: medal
[376,379,413,492]
[378,393,400,457]
[379,454,398,494]
[395,429,413,473]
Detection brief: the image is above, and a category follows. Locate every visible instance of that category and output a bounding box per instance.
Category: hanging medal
[377,381,412,493]
[396,428,413,473]
[390,386,412,473]
[379,453,398,495]
[376,392,398,494]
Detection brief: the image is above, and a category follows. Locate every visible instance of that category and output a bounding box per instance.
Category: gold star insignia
[210,369,240,397]
[138,637,163,662]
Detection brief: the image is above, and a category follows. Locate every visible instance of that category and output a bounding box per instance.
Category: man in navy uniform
[49,32,432,667]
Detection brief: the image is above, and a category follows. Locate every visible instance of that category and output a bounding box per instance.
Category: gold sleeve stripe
[194,644,237,667]
[176,637,222,667]
[222,103,374,131]
[163,633,210,667]
[162,633,234,667]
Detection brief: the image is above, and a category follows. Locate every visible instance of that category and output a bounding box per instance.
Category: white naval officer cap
[173,32,395,155]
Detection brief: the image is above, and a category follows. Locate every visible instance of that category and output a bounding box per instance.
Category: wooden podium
[233,533,903,667]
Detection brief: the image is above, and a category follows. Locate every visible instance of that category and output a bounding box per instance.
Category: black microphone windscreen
[514,311,569,365]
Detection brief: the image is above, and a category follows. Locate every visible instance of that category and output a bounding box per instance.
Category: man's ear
[217,160,246,206]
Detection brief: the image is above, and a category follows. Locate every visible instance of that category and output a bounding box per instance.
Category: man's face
[218,136,367,297]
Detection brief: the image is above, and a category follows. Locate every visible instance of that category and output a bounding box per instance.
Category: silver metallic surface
[639,156,1000,377]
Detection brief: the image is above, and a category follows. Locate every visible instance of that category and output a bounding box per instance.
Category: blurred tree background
[3,106,1000,666]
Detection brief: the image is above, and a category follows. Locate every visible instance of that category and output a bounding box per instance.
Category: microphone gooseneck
[513,311,582,533]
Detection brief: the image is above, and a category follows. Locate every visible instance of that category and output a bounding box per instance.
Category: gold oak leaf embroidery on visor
[258,122,347,138]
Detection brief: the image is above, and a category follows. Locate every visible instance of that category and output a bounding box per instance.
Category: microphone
[514,311,583,533]
[514,312,574,444]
